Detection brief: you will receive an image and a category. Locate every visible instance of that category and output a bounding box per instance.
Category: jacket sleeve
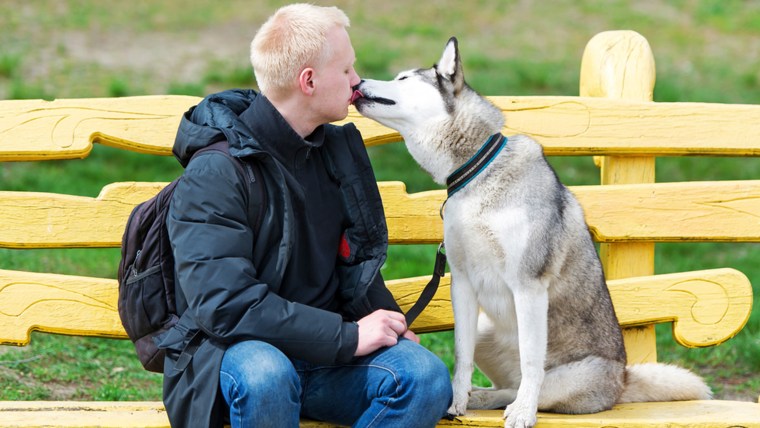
[167,152,358,364]
[365,272,403,314]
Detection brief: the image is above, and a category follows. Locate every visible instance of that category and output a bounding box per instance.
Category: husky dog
[353,37,711,428]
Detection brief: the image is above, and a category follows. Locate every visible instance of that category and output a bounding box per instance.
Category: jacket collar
[173,89,273,166]
[240,95,325,168]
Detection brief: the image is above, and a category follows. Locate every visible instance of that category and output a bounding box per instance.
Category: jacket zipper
[244,163,256,183]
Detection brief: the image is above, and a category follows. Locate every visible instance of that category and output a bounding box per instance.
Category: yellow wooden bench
[1,30,759,427]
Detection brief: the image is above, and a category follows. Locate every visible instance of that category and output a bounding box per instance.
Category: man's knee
[221,341,299,396]
[413,349,453,403]
[376,340,452,422]
[391,340,453,404]
[220,341,301,427]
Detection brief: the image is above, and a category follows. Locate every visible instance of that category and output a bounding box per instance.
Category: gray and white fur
[354,37,711,428]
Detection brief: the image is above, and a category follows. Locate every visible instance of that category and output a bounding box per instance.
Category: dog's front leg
[504,284,548,428]
[447,272,479,416]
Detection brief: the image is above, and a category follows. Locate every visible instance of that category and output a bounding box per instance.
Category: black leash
[404,243,447,326]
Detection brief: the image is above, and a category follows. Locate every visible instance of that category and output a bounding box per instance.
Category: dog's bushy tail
[618,363,712,403]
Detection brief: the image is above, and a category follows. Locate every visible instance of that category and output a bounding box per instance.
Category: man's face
[311,26,361,123]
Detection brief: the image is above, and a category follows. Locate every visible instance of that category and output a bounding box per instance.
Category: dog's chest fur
[443,185,529,326]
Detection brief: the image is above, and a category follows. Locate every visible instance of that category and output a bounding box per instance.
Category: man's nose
[350,70,361,87]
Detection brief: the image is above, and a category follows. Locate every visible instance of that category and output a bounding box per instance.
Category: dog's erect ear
[436,36,465,94]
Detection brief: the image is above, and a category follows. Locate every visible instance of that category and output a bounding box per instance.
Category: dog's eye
[397,75,408,81]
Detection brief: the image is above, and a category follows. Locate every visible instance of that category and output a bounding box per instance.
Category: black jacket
[159,89,401,427]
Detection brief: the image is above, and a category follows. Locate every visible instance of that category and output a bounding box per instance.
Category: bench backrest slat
[4,96,760,162]
[0,96,199,161]
[0,267,749,351]
[2,180,759,249]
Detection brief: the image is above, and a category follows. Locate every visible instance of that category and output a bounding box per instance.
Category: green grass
[1,0,759,402]
[0,334,162,401]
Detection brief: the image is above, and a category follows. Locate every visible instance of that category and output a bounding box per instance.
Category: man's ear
[299,67,316,95]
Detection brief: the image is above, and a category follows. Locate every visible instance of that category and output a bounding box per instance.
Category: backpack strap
[191,141,266,237]
[245,160,266,237]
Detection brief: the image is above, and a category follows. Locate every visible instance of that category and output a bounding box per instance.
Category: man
[160,3,452,427]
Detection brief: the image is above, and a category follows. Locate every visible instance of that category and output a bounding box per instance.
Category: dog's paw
[503,400,537,428]
[447,398,468,417]
[447,390,470,416]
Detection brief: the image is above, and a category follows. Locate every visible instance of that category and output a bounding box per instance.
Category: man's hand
[354,310,415,356]
[402,329,420,344]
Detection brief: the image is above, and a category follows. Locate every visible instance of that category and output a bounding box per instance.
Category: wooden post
[579,31,658,364]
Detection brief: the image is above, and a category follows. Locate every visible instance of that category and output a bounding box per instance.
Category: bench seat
[1,400,758,427]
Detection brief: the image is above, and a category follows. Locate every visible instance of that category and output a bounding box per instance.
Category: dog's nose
[352,80,365,90]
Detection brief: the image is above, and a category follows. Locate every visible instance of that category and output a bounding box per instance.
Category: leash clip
[434,242,447,277]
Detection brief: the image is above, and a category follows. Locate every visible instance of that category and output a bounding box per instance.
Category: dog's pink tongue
[350,89,363,104]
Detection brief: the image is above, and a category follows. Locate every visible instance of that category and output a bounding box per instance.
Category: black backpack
[117,140,264,373]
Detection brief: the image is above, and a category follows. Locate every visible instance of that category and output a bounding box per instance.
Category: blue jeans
[219,338,452,428]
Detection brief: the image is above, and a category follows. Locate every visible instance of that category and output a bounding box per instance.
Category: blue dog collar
[446,133,507,197]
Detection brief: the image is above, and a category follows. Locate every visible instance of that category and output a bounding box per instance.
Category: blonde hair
[251,3,350,96]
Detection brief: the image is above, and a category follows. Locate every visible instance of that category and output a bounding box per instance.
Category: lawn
[0,0,758,402]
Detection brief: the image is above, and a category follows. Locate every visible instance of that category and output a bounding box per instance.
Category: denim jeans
[219,338,453,428]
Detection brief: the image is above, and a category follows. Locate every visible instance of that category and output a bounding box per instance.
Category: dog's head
[353,37,466,137]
